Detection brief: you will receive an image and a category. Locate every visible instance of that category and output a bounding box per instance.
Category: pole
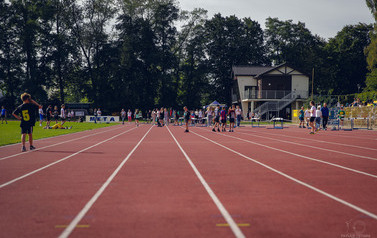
[311,68,314,101]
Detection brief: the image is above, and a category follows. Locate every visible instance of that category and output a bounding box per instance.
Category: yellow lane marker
[216,223,250,227]
[55,225,90,228]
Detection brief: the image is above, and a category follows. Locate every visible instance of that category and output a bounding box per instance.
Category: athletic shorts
[315,117,321,124]
[21,126,33,134]
[229,118,235,123]
[299,117,304,121]
[309,117,315,122]
[221,119,226,124]
[214,116,220,123]
[0,114,5,118]
[39,114,44,121]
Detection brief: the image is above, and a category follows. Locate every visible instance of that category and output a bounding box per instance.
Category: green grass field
[0,120,116,146]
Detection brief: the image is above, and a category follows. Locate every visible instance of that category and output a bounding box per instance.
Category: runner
[183,106,190,132]
[220,107,227,132]
[321,103,329,130]
[121,109,126,125]
[235,105,242,128]
[1,106,8,124]
[298,106,305,128]
[127,109,132,123]
[212,105,221,132]
[309,101,316,134]
[135,109,142,127]
[228,105,236,132]
[12,93,42,152]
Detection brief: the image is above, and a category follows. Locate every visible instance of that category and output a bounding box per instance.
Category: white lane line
[189,129,377,221]
[197,128,377,179]
[59,126,153,238]
[0,124,120,148]
[167,126,245,238]
[0,126,122,161]
[0,126,139,189]
[236,131,377,162]
[237,128,377,152]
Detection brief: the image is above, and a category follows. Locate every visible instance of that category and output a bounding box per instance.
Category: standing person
[206,107,213,127]
[315,105,322,132]
[1,106,8,124]
[46,105,52,128]
[235,105,242,128]
[321,103,329,130]
[147,110,152,124]
[298,106,305,128]
[53,106,59,124]
[198,109,203,124]
[127,109,132,123]
[60,104,66,125]
[12,93,42,152]
[309,101,316,134]
[70,110,75,121]
[152,109,157,125]
[183,106,190,132]
[121,109,126,125]
[97,108,102,123]
[220,107,227,132]
[38,106,44,126]
[135,109,142,127]
[304,107,311,128]
[212,105,221,132]
[338,106,345,129]
[164,108,169,125]
[228,105,236,132]
[159,108,164,126]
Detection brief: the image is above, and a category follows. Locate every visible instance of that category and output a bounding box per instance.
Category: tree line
[0,0,376,113]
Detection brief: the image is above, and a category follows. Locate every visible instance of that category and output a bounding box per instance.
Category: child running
[183,106,190,132]
[220,107,227,132]
[135,109,142,126]
[228,105,236,132]
[309,101,316,134]
[12,93,42,152]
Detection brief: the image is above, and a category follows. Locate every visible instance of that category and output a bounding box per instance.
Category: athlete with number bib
[12,93,42,152]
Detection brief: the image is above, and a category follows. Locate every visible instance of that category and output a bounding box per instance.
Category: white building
[232,63,309,120]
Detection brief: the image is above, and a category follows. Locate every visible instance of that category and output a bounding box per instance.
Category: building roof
[232,66,274,77]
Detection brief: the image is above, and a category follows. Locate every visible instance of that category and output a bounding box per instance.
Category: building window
[245,86,258,99]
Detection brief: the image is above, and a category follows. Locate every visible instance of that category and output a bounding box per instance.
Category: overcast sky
[178,0,374,39]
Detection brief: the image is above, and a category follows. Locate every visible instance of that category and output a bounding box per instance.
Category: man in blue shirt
[1,106,7,124]
[321,103,329,130]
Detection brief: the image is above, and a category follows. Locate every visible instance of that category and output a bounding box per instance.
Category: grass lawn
[0,120,116,147]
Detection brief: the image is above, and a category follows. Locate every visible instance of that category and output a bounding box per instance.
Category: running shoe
[184,129,189,133]
[212,128,216,132]
[21,146,27,152]
[30,145,36,150]
[303,126,306,128]
[309,132,315,134]
[217,128,220,132]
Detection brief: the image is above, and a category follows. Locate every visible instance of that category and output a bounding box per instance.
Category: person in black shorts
[212,105,221,132]
[53,105,59,124]
[45,105,52,128]
[12,93,42,152]
[183,106,190,132]
[228,105,236,132]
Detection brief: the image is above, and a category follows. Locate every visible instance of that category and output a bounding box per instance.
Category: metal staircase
[253,91,300,119]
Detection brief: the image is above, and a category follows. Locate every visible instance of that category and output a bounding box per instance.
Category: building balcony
[242,90,308,100]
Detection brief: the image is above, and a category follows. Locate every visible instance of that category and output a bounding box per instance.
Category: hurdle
[350,117,373,130]
[250,118,261,128]
[269,117,284,129]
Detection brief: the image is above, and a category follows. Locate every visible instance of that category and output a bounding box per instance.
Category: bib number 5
[22,110,30,121]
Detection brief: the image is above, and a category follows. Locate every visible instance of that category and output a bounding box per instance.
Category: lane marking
[59,126,153,238]
[237,128,377,152]
[216,224,250,227]
[55,225,90,228]
[167,126,245,238]
[0,127,139,189]
[197,128,377,179]
[188,129,377,221]
[236,131,377,162]
[0,126,122,161]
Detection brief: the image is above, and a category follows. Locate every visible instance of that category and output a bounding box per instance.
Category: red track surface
[0,123,376,237]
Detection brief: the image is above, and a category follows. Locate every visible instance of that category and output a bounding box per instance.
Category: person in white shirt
[309,101,316,134]
[198,109,203,124]
[127,109,132,123]
[235,105,242,128]
[121,109,126,125]
[60,104,66,125]
[39,107,44,126]
[315,105,322,131]
[97,108,102,123]
[304,107,311,128]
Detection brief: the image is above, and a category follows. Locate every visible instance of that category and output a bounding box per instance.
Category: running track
[0,124,376,237]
